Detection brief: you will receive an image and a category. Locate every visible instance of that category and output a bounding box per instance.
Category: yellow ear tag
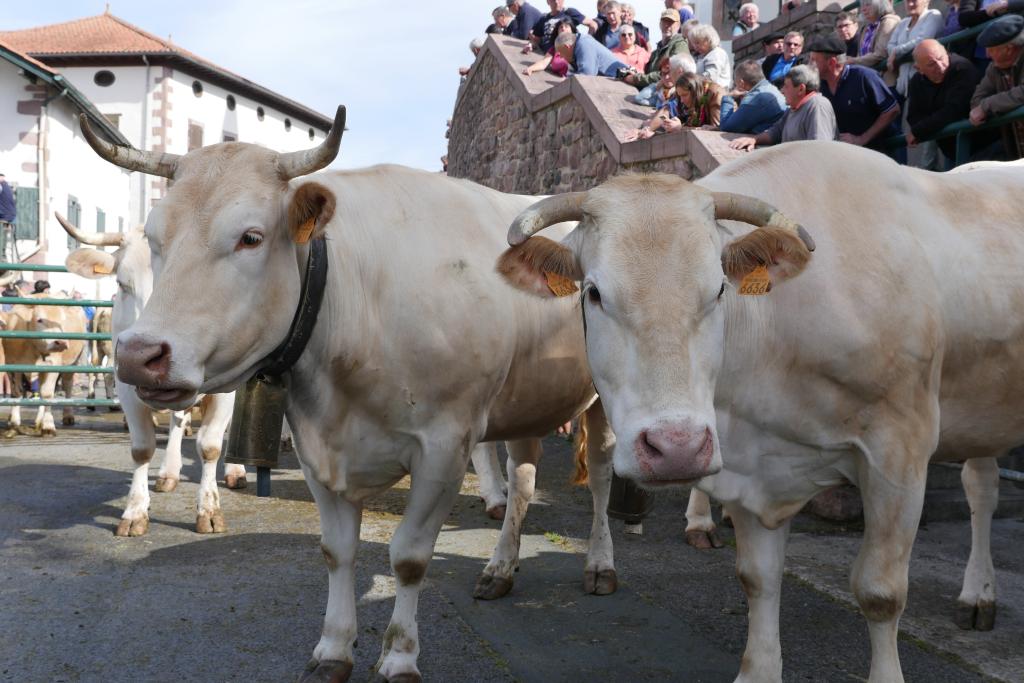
[738,265,771,296]
[544,271,579,297]
[295,217,315,244]
[92,263,113,275]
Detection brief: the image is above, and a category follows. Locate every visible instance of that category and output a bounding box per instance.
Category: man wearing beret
[970,14,1024,159]
[810,33,902,155]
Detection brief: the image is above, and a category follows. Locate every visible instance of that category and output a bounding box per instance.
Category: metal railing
[0,262,117,409]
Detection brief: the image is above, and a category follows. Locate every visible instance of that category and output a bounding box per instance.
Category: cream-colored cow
[499,141,1019,682]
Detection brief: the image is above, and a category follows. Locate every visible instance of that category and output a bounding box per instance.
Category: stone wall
[732,0,849,62]
[447,35,743,195]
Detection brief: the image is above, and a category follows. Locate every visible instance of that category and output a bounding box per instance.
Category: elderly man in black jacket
[907,39,998,164]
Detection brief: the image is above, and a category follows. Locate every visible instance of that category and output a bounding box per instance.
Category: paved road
[1,412,1021,682]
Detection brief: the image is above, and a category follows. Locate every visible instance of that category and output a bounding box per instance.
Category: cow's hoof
[87,405,97,412]
[224,473,247,489]
[485,504,506,520]
[40,427,57,437]
[154,477,179,493]
[115,516,149,537]
[196,512,227,534]
[184,425,194,437]
[281,437,294,452]
[473,573,513,600]
[685,529,724,549]
[62,415,75,425]
[298,658,353,683]
[583,568,618,595]
[955,599,996,631]
[370,673,421,683]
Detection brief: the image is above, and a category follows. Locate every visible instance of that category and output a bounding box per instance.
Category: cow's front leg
[730,503,790,683]
[300,473,362,683]
[582,401,617,595]
[470,442,507,520]
[36,372,59,435]
[117,388,158,537]
[474,438,540,600]
[193,394,232,533]
[956,456,999,630]
[375,465,465,682]
[155,409,186,492]
[60,371,75,425]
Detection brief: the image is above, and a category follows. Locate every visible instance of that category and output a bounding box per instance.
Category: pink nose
[634,424,716,482]
[117,336,172,387]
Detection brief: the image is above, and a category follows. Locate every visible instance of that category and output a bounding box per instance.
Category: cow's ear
[497,236,583,298]
[288,182,336,244]
[65,248,117,279]
[721,227,812,293]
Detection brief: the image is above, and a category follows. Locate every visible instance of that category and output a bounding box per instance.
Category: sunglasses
[784,41,802,46]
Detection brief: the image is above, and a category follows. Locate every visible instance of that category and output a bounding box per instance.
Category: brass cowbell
[225,373,287,469]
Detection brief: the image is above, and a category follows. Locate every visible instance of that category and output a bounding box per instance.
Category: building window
[94,70,115,87]
[104,113,121,131]
[118,217,124,233]
[256,106,265,121]
[226,95,236,111]
[66,196,82,251]
[223,132,237,142]
[188,122,203,151]
[284,118,292,132]
[192,80,203,97]
[308,127,315,141]
[96,208,106,233]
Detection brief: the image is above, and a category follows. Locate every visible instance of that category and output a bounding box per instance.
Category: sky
[5,1,672,172]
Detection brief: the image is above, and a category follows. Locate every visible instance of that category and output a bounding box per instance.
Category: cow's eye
[587,286,602,305]
[238,230,264,249]
[717,281,726,300]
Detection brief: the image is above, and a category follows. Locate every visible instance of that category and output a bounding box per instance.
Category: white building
[0,11,333,296]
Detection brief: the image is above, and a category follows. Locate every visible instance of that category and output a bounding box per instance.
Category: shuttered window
[13,186,39,241]
[188,122,203,151]
[66,196,82,251]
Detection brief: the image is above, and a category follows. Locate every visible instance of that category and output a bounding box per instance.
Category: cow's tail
[571,410,589,486]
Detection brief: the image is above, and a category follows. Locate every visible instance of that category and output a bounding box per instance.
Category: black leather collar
[258,236,329,377]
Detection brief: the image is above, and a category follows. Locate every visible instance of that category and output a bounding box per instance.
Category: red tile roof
[0,38,58,75]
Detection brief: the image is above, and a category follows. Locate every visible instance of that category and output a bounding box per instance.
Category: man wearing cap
[665,0,696,23]
[762,31,807,85]
[758,32,785,67]
[970,14,1024,159]
[507,0,544,40]
[624,8,689,89]
[810,34,902,153]
[0,174,15,226]
[555,31,629,76]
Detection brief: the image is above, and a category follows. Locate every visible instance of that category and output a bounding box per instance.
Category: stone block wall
[447,36,745,195]
[732,0,848,62]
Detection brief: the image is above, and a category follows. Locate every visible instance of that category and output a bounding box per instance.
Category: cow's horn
[55,212,125,248]
[80,114,179,178]
[0,270,18,287]
[711,191,815,252]
[277,105,346,180]
[507,192,586,245]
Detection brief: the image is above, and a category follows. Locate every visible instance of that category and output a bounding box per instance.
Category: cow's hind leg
[474,437,541,600]
[155,410,186,492]
[117,387,157,537]
[193,394,232,533]
[685,488,725,549]
[730,503,790,683]
[300,472,362,683]
[471,441,507,520]
[60,372,75,425]
[582,401,617,595]
[374,446,467,682]
[955,456,999,631]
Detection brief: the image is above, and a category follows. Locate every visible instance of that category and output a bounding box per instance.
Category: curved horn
[276,105,347,180]
[55,212,125,248]
[711,191,815,252]
[507,192,586,245]
[0,270,18,287]
[80,114,180,178]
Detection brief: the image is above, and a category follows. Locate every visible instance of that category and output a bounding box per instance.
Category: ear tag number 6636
[739,265,771,296]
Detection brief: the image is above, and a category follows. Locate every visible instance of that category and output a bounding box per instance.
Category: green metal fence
[0,262,117,408]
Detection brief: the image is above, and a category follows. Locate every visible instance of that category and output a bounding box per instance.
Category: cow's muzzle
[633,422,719,484]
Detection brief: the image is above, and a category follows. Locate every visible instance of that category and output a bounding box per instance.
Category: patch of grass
[543,530,573,550]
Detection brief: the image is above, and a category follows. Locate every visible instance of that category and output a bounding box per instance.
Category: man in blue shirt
[762,31,806,86]
[810,34,902,154]
[507,0,543,41]
[720,60,787,134]
[529,0,597,53]
[0,174,16,225]
[556,31,628,76]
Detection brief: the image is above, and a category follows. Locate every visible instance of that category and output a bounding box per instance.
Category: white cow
[88,107,617,682]
[498,141,1021,682]
[59,215,244,536]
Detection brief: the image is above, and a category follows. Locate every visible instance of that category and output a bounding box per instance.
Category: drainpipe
[38,82,69,260]
[140,55,150,225]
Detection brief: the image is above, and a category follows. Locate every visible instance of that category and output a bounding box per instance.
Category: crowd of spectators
[464,0,1024,166]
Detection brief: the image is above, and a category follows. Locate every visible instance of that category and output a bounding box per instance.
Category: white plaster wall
[0,62,43,209]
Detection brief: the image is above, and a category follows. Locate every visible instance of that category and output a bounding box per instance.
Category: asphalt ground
[1,410,1021,682]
